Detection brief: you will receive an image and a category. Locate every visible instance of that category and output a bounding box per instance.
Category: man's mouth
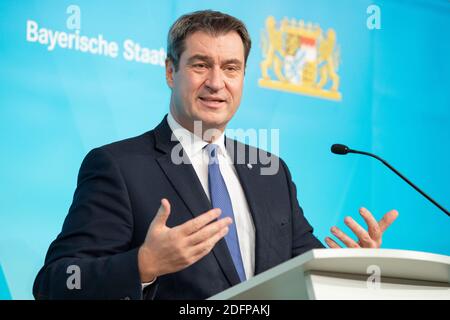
[199,97,226,103]
[198,96,227,108]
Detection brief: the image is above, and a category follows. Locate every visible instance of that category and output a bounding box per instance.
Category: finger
[151,198,171,227]
[359,207,381,241]
[330,226,360,248]
[191,225,230,258]
[187,217,232,246]
[325,237,341,249]
[379,209,399,233]
[344,216,373,246]
[178,208,222,235]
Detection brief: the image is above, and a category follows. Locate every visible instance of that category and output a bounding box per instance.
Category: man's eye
[225,66,239,72]
[193,64,207,69]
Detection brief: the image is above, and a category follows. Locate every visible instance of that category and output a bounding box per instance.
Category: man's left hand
[325,207,399,248]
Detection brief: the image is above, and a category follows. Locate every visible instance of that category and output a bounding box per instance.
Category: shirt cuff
[141,277,157,290]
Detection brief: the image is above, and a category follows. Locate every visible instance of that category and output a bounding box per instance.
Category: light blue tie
[205,144,246,282]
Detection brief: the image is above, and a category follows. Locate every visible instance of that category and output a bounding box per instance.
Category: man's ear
[165,58,175,89]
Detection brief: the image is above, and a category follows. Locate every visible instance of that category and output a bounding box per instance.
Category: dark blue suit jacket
[33,116,324,300]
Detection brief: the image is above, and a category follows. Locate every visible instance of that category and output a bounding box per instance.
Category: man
[33,10,398,300]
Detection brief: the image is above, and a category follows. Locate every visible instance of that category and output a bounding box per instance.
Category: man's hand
[138,198,231,282]
[325,207,398,249]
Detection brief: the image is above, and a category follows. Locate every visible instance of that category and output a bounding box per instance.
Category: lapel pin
[247,163,253,169]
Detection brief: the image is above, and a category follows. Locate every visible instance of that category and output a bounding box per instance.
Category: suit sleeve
[280,159,325,256]
[33,147,153,299]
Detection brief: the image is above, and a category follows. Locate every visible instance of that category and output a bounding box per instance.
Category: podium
[209,249,450,300]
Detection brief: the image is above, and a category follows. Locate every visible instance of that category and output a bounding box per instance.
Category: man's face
[166,31,245,135]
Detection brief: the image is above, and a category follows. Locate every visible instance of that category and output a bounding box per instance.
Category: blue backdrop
[1,0,449,299]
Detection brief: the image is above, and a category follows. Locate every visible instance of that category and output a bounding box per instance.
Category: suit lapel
[153,117,241,286]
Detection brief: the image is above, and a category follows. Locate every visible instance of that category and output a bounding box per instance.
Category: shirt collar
[167,112,227,158]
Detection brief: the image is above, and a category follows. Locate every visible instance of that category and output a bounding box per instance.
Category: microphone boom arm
[348,147,449,217]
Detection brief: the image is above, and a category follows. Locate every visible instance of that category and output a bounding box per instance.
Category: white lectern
[209,249,450,300]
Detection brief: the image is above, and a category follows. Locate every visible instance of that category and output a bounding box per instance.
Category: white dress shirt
[167,112,256,280]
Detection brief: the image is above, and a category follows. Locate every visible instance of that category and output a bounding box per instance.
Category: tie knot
[205,144,219,164]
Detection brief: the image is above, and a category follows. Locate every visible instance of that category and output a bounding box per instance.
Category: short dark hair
[167,10,252,70]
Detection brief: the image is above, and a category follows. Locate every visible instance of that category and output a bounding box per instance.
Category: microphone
[331,144,449,217]
[331,144,350,155]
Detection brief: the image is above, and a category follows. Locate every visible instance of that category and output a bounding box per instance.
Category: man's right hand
[138,198,231,282]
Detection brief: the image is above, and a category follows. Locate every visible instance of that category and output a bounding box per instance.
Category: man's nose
[205,67,225,91]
